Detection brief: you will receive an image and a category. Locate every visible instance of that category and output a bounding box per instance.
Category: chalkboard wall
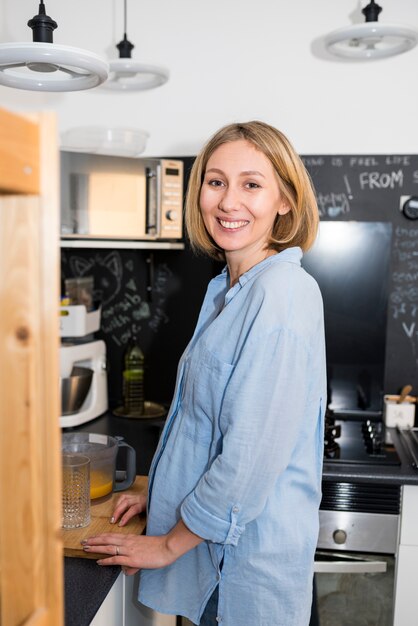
[61,244,220,408]
[302,154,418,398]
[61,154,418,412]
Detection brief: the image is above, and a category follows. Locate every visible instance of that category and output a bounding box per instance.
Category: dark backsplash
[61,245,221,408]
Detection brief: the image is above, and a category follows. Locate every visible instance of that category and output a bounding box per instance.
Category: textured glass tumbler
[62,453,91,529]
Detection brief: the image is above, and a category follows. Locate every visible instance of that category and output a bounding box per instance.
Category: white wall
[1,0,418,156]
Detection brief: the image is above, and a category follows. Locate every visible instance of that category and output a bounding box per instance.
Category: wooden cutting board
[63,475,148,559]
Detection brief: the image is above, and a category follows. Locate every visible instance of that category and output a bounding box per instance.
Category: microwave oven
[60,151,184,240]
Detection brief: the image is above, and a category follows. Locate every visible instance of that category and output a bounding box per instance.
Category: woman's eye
[208,179,224,187]
[246,182,261,189]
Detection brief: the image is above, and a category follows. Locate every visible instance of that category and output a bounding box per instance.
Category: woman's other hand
[81,520,204,575]
[81,533,176,575]
[110,493,147,527]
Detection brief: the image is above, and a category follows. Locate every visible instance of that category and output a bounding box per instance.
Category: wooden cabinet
[393,485,418,626]
[0,108,63,625]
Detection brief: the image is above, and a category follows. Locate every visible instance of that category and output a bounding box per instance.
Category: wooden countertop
[63,475,147,559]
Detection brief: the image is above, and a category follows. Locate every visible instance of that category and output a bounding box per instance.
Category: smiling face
[199,139,290,274]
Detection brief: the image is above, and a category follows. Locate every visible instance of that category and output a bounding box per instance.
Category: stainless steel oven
[314,481,401,626]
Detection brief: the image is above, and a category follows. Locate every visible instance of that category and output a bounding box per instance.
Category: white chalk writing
[359,170,403,190]
[316,192,351,218]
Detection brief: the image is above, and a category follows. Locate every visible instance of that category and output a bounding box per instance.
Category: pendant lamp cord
[124,0,128,38]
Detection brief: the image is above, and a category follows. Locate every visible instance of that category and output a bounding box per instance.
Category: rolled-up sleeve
[180,326,319,544]
[181,491,244,545]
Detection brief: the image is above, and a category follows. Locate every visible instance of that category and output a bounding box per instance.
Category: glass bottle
[123,338,145,415]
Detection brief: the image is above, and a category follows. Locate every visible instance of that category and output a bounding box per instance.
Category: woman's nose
[218,186,241,212]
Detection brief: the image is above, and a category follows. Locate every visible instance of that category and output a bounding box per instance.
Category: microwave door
[65,152,148,239]
[87,171,147,238]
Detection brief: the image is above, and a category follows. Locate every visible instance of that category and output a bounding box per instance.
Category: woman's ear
[278,202,291,216]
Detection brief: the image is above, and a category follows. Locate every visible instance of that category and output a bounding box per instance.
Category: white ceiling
[1,0,418,156]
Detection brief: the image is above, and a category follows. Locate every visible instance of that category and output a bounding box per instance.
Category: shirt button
[216,617,222,623]
[232,506,239,513]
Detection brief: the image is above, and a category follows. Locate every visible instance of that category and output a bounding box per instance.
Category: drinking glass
[62,453,91,529]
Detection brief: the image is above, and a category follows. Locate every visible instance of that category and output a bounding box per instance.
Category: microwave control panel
[159,159,184,239]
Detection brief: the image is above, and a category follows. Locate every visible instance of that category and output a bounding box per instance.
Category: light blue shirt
[139,247,327,626]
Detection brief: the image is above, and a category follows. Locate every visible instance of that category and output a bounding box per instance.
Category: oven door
[314,551,395,626]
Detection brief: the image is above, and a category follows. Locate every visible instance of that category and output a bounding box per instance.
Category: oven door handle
[314,551,388,574]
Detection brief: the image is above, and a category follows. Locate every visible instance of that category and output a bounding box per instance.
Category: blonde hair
[185,120,319,261]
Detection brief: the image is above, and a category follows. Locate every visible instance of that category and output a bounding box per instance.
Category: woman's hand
[81,533,176,576]
[81,520,204,576]
[110,493,147,527]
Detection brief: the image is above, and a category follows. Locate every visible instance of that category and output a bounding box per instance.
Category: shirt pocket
[180,342,234,445]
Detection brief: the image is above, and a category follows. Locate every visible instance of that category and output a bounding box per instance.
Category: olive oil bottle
[122,338,145,415]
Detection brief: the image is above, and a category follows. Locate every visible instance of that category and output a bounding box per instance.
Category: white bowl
[60,126,149,157]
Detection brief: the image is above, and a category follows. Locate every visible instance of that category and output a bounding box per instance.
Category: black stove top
[324,418,401,466]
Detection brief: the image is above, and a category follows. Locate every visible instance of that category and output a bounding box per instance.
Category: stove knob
[365,432,382,454]
[371,435,382,453]
[333,529,347,545]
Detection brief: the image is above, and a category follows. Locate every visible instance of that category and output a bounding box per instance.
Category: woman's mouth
[218,219,250,230]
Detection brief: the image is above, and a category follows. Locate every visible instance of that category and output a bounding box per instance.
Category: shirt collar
[222,247,303,304]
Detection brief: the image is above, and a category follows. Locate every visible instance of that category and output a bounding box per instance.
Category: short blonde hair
[185,120,319,261]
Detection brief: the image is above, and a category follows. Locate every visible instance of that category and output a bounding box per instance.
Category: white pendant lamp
[325,0,418,60]
[0,1,108,92]
[102,0,169,92]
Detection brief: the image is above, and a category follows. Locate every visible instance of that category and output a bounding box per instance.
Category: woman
[82,121,327,626]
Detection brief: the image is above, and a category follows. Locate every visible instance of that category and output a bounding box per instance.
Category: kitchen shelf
[60,238,184,250]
